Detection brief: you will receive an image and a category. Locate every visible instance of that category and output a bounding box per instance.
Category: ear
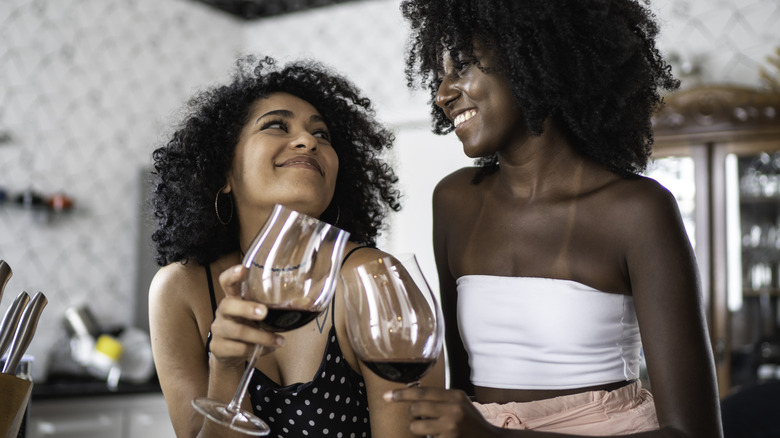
[222,172,233,194]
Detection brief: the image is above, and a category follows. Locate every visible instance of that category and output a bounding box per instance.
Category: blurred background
[0,0,778,436]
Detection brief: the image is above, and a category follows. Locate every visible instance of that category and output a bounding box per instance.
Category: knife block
[0,373,31,438]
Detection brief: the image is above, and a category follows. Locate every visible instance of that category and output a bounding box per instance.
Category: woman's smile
[276,155,324,175]
[453,109,478,129]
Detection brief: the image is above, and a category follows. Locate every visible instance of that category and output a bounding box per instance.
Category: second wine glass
[192,203,350,435]
[342,254,443,386]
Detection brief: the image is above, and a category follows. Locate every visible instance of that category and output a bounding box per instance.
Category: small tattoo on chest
[315,305,329,333]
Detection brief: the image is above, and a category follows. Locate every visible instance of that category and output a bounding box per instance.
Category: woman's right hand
[385,386,501,437]
[208,264,285,370]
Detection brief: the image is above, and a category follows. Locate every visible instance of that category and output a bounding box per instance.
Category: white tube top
[457,275,641,390]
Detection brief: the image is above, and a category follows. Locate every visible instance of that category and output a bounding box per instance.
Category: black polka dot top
[248,323,371,438]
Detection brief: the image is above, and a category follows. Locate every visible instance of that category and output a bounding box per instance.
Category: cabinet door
[713,140,780,394]
[126,396,175,438]
[27,411,123,438]
[28,393,174,438]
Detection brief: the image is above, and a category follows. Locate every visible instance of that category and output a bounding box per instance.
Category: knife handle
[2,291,47,374]
[0,291,29,359]
[0,260,12,300]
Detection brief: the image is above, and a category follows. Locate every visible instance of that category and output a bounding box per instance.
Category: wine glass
[192,203,350,436]
[341,254,443,387]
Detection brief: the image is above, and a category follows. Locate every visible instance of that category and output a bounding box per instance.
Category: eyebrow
[254,109,326,126]
[255,109,293,126]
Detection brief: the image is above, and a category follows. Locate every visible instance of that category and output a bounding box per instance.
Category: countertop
[31,374,162,400]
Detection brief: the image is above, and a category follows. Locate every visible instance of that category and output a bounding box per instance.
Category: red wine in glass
[342,253,443,387]
[362,358,436,384]
[257,307,320,332]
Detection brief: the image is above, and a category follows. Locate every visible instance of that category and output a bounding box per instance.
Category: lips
[276,155,323,175]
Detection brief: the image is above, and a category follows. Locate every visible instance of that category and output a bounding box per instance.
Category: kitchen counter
[27,386,175,438]
[31,375,162,400]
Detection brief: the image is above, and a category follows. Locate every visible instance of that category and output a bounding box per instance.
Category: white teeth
[454,109,477,128]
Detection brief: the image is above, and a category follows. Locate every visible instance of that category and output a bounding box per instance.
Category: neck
[494,120,584,200]
[236,206,275,256]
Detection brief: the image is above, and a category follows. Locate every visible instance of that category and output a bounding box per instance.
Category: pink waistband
[473,380,659,435]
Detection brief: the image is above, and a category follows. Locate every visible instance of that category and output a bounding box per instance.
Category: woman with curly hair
[148,55,443,438]
[385,1,723,437]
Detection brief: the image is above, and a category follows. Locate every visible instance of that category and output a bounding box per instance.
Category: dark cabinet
[649,85,780,397]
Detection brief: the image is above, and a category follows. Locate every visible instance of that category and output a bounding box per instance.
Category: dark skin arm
[433,178,474,396]
[389,175,723,438]
[149,260,283,438]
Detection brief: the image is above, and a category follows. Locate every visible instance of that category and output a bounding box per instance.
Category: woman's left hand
[384,386,501,437]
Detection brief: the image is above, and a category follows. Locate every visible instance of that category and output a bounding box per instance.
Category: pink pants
[473,381,659,435]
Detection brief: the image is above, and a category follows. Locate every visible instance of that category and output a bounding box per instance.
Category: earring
[215,188,233,225]
[334,205,340,226]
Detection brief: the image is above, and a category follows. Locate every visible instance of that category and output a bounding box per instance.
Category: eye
[313,129,331,142]
[455,61,473,77]
[260,119,287,132]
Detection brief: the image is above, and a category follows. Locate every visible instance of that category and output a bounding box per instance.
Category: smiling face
[435,43,527,158]
[226,92,339,225]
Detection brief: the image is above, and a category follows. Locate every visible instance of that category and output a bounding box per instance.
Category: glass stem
[227,344,264,413]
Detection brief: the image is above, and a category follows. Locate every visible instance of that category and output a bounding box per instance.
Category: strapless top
[457,275,641,390]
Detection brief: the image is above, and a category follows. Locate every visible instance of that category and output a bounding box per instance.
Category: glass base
[192,397,270,436]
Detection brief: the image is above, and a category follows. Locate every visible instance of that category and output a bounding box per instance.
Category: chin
[462,145,494,159]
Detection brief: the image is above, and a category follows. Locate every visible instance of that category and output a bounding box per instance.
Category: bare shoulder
[433,167,480,199]
[150,261,203,300]
[609,176,681,223]
[148,261,210,320]
[597,175,691,259]
[341,245,391,271]
[433,167,481,213]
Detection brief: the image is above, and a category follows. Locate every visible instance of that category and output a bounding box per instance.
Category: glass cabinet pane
[726,152,780,386]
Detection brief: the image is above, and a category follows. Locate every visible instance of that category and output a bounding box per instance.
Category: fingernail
[233,265,243,273]
[382,391,394,402]
[254,306,265,317]
[275,336,285,347]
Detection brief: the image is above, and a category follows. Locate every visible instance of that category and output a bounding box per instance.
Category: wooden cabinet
[27,393,175,438]
[650,85,780,397]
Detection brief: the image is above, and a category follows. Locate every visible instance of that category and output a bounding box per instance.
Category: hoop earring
[215,189,233,225]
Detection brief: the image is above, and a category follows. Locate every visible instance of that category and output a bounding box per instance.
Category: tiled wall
[0,0,778,382]
[655,0,780,88]
[0,0,242,381]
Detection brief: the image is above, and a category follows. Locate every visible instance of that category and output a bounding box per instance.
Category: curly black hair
[151,55,400,266]
[401,0,679,181]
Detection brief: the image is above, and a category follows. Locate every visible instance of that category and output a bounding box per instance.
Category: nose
[435,76,459,110]
[290,131,318,151]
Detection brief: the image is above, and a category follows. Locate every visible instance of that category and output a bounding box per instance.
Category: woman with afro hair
[148,55,444,438]
[385,1,723,437]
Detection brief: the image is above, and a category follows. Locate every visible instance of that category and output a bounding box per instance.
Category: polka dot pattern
[248,326,371,437]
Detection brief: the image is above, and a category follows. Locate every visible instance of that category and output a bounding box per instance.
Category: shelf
[740,195,780,205]
[742,289,780,298]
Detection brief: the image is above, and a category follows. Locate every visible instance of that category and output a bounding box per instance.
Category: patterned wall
[0,0,242,381]
[0,0,778,382]
[654,0,780,88]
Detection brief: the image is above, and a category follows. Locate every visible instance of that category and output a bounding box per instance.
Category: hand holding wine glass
[192,204,350,436]
[342,254,443,387]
